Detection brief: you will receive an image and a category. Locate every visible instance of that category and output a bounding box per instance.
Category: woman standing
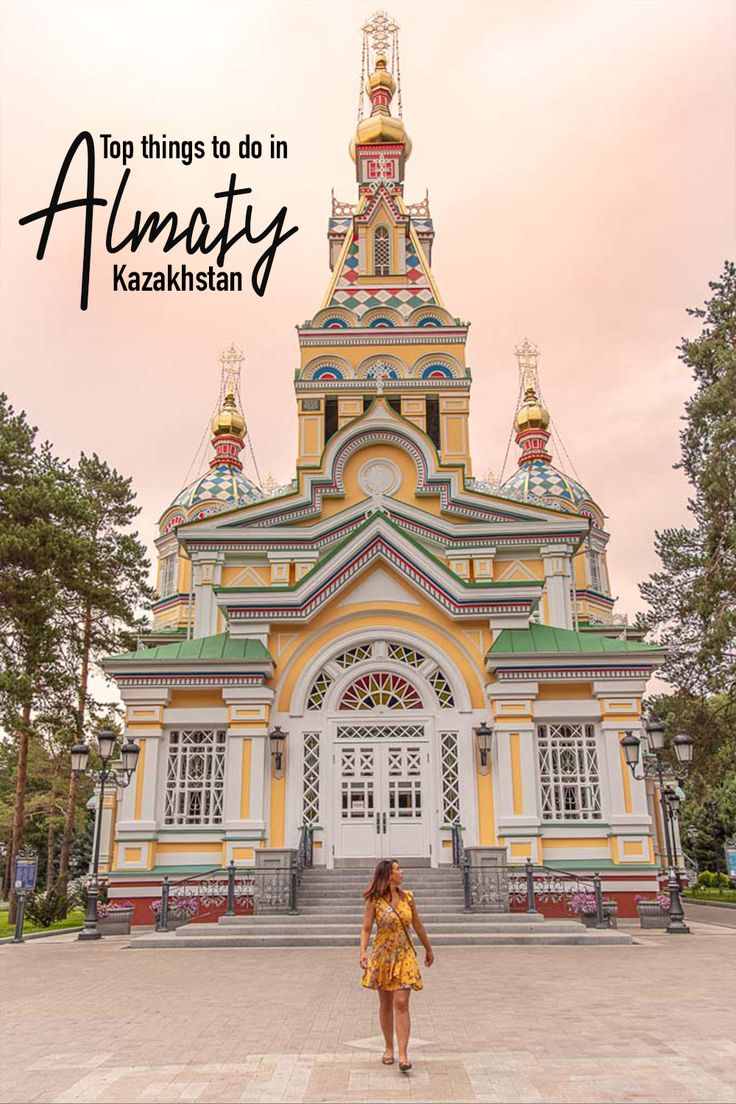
[359,859,434,1073]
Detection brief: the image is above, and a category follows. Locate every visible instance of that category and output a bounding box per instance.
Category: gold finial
[219,342,243,399]
[513,339,549,433]
[363,10,399,55]
[514,338,540,398]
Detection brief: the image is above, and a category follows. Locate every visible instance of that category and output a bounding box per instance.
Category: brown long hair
[363,858,402,901]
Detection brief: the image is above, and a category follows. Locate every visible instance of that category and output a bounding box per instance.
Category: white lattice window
[302,732,320,825]
[373,226,390,276]
[428,669,455,707]
[336,724,424,741]
[339,672,423,710]
[537,724,602,821]
[164,729,226,826]
[440,731,460,823]
[306,671,332,710]
[160,553,178,597]
[334,645,373,668]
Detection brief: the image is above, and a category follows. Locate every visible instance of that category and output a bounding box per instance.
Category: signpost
[11,850,38,944]
[725,836,736,882]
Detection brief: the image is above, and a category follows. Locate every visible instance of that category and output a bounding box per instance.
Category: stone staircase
[130,866,632,948]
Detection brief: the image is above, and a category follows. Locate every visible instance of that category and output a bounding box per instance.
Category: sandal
[399,1060,412,1073]
[382,1053,395,1066]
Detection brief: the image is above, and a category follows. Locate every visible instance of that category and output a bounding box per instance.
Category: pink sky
[1,0,734,624]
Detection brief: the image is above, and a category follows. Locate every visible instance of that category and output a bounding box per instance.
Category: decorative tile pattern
[501,460,591,511]
[173,464,263,510]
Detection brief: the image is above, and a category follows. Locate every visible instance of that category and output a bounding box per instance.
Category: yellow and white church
[103,16,667,918]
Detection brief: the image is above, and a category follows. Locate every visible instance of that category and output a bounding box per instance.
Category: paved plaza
[1,920,735,1104]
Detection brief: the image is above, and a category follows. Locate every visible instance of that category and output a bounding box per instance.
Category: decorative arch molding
[361,307,403,329]
[412,353,463,379]
[285,627,473,716]
[358,354,407,380]
[311,307,356,329]
[407,305,456,327]
[301,355,355,381]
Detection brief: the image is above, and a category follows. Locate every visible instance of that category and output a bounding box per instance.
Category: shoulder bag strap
[385,893,417,957]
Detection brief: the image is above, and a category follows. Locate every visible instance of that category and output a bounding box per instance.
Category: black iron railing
[154,824,317,931]
[450,823,615,926]
[154,863,293,931]
[509,859,614,927]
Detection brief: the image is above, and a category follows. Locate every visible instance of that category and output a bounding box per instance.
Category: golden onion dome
[515,388,550,433]
[211,392,245,437]
[349,56,412,161]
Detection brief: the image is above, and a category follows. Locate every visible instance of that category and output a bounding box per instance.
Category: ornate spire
[210,344,246,471]
[350,11,411,162]
[513,339,552,465]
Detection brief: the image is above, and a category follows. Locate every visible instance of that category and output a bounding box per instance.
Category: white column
[192,553,224,638]
[541,544,573,629]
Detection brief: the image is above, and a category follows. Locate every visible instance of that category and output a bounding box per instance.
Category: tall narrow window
[537,724,602,821]
[160,553,178,596]
[324,397,338,443]
[425,397,440,449]
[164,729,226,825]
[586,550,602,591]
[373,226,390,276]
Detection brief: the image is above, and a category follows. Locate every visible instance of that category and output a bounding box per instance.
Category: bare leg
[378,990,395,1059]
[394,990,411,1064]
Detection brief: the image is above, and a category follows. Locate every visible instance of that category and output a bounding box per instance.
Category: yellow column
[510,733,523,815]
[476,742,497,846]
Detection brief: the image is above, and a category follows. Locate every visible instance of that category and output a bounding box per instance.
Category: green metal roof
[107,632,272,663]
[488,623,663,657]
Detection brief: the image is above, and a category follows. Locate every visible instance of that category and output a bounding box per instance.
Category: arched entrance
[287,636,467,867]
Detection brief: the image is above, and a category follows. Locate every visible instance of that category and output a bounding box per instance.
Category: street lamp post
[71,730,140,941]
[620,721,694,935]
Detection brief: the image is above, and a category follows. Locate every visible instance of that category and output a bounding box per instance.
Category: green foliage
[23,883,69,927]
[0,392,153,897]
[639,264,736,868]
[698,871,716,888]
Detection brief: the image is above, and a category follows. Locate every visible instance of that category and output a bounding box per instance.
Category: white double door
[335,734,429,860]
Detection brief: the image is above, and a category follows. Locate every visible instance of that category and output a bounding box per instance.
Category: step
[131,929,632,948]
[181,921,584,937]
[217,911,546,926]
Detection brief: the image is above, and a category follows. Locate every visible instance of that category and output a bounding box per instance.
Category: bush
[715,872,730,889]
[698,871,716,888]
[67,878,89,911]
[23,884,69,927]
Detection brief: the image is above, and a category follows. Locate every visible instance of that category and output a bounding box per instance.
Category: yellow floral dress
[361,890,423,992]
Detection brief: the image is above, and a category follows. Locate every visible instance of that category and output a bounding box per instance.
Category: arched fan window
[339,672,423,710]
[373,226,390,276]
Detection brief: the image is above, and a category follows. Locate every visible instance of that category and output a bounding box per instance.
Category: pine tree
[57,453,154,885]
[0,395,90,919]
[639,263,736,866]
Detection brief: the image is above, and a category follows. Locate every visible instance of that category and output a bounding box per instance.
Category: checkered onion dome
[500,459,593,512]
[172,464,263,513]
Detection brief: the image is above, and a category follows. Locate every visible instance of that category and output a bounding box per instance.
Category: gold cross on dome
[219,342,243,397]
[514,338,540,393]
[363,10,399,55]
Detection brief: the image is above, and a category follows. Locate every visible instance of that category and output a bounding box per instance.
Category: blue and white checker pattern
[500,460,592,511]
[173,465,263,511]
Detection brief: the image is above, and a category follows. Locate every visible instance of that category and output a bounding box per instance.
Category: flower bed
[97,901,134,935]
[570,892,618,928]
[635,894,670,928]
[151,895,199,930]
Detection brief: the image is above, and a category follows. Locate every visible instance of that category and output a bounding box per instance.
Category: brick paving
[0,921,734,1103]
